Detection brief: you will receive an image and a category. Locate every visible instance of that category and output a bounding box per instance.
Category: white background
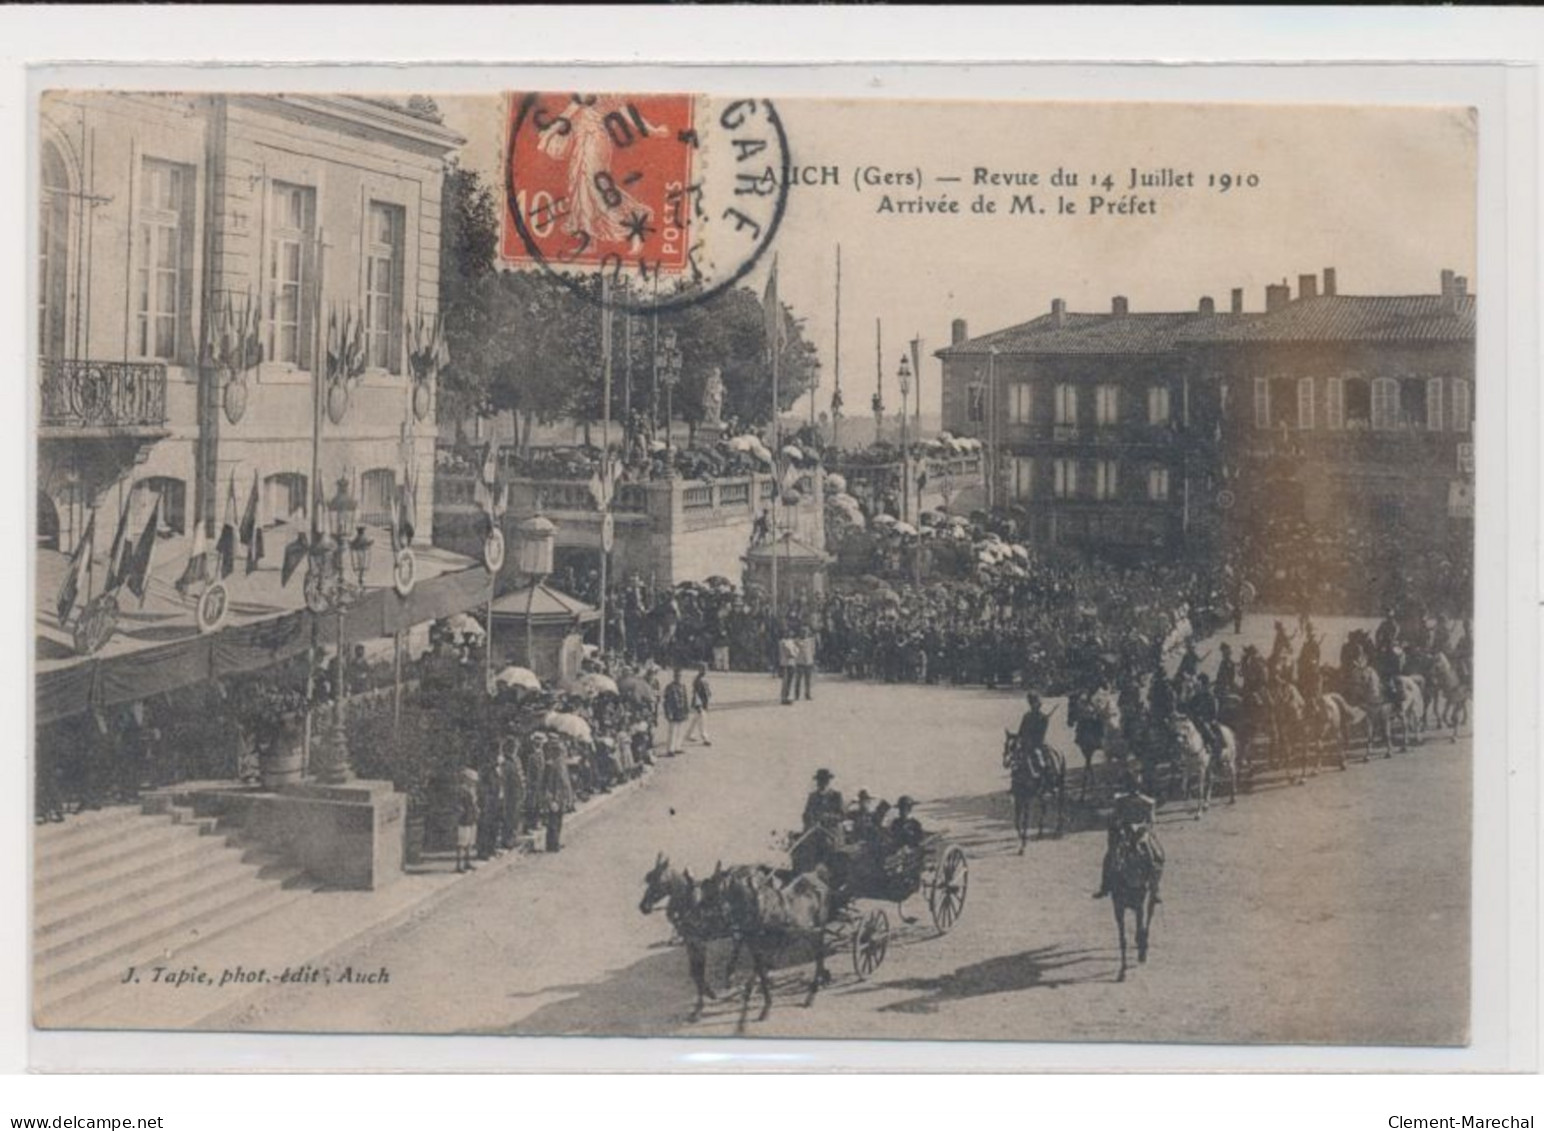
[0,2,1539,1122]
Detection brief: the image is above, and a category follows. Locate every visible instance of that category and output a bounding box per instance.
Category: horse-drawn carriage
[787,822,969,979]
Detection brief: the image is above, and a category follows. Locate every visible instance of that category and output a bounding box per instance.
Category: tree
[438,166,500,426]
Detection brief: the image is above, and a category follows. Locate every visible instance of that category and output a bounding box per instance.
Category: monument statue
[701,366,725,426]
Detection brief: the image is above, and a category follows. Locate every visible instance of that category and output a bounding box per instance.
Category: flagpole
[599,277,612,656]
[305,226,326,780]
[769,257,780,621]
[833,244,841,451]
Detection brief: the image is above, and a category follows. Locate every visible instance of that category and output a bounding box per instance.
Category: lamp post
[897,354,912,524]
[515,512,557,671]
[655,328,682,467]
[308,477,372,785]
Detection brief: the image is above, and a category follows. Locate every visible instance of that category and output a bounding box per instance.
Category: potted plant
[230,671,312,790]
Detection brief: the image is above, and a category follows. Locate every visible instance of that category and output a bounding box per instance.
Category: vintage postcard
[32,89,1476,1047]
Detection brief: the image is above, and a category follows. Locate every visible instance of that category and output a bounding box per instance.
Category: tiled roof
[937,311,1261,357]
[1177,295,1475,344]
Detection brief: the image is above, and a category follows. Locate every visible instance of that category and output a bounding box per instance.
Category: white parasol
[543,711,593,742]
[494,665,541,691]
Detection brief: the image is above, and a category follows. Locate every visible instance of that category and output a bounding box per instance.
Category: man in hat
[1093,776,1163,903]
[1186,672,1223,757]
[1240,643,1268,697]
[886,795,925,852]
[662,667,690,755]
[846,788,877,843]
[1270,619,1296,668]
[1214,642,1238,699]
[802,768,844,834]
[1296,621,1323,700]
[454,767,481,874]
[535,735,570,853]
[1016,691,1054,777]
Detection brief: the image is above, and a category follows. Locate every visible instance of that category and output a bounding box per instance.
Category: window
[1009,456,1033,500]
[1345,377,1371,429]
[1253,377,1270,429]
[1453,378,1472,432]
[1147,467,1170,502]
[268,183,316,367]
[1053,458,1077,499]
[1055,383,1078,426]
[365,202,405,372]
[966,382,986,424]
[135,476,186,537]
[1296,377,1315,430]
[360,468,397,527]
[1094,384,1119,426]
[135,160,192,361]
[1147,384,1171,426]
[1371,377,1400,430]
[1094,459,1119,500]
[1007,382,1033,424]
[263,473,309,525]
[1325,377,1345,430]
[1426,377,1445,430]
[39,142,70,359]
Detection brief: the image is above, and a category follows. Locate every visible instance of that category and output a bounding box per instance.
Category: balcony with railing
[39,359,169,437]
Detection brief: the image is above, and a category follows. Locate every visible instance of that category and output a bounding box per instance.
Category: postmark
[502,92,790,314]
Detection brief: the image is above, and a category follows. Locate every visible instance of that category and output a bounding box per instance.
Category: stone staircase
[33,800,316,1028]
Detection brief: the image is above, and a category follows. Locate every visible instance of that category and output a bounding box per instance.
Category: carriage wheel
[928,847,969,934]
[851,908,890,979]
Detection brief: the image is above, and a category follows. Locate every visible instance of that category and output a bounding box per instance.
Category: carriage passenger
[802,768,845,835]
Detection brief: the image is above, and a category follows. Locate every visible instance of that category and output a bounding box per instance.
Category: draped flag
[281,532,310,587]
[175,515,211,597]
[104,491,134,591]
[56,509,96,625]
[240,470,265,575]
[394,474,416,550]
[124,493,161,605]
[762,255,784,363]
[215,472,238,579]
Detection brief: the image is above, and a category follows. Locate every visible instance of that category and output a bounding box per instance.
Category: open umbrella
[618,675,657,706]
[494,665,541,691]
[543,711,593,742]
[578,672,620,697]
[781,444,804,462]
[892,521,918,537]
[825,472,847,493]
[446,612,486,640]
[872,514,898,527]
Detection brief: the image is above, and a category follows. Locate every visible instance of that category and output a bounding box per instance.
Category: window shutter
[1326,377,1344,429]
[1253,377,1270,429]
[1426,377,1444,430]
[1296,377,1315,429]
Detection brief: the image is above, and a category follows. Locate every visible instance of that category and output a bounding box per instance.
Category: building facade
[938,269,1476,560]
[37,92,461,567]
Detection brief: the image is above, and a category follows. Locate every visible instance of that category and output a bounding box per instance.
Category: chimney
[1050,298,1066,326]
[1231,288,1245,315]
[951,318,968,345]
[1111,296,1128,316]
[1454,275,1468,297]
[1322,267,1337,297]
[1198,296,1215,316]
[1265,283,1291,313]
[1440,268,1456,297]
[1298,273,1318,300]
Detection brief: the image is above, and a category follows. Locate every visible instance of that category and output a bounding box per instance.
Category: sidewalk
[56,765,656,1031]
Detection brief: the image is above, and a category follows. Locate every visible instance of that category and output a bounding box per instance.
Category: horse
[1069,687,1126,801]
[1427,652,1470,740]
[1346,663,1403,756]
[1110,827,1161,982]
[640,852,738,1021]
[1166,716,1237,817]
[1002,731,1066,852]
[1392,674,1427,745]
[719,864,835,1021]
[1304,692,1357,769]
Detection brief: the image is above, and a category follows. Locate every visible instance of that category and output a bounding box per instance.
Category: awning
[35,523,491,724]
[489,582,599,627]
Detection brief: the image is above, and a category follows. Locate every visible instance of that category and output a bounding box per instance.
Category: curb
[192,764,659,1031]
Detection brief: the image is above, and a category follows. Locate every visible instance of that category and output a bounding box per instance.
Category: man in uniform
[886,795,925,851]
[1016,692,1053,776]
[1270,619,1296,669]
[1186,672,1223,757]
[1240,644,1268,696]
[1375,609,1401,655]
[1296,622,1323,700]
[1214,642,1238,699]
[1093,778,1164,904]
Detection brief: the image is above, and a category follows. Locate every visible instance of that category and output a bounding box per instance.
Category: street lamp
[654,328,682,466]
[515,511,557,671]
[897,354,912,523]
[305,476,373,785]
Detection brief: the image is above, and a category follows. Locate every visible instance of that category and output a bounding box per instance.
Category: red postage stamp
[502,92,697,274]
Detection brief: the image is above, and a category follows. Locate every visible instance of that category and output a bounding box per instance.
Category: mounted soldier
[1214,642,1238,699]
[1296,622,1323,700]
[1186,672,1224,758]
[1015,692,1055,777]
[1093,778,1164,905]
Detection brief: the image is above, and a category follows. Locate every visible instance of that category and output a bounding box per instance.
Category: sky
[440,95,1476,421]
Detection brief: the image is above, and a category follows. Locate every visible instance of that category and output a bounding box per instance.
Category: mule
[1002,731,1066,852]
[719,865,835,1021]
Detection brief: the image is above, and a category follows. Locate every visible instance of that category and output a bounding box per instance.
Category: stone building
[938,269,1476,561]
[37,91,460,560]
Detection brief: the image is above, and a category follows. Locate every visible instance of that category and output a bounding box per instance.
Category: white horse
[1392,675,1427,747]
[1169,716,1236,819]
[1428,653,1469,740]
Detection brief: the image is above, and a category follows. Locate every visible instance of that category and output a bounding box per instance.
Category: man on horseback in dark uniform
[1093,780,1163,904]
[1375,609,1401,655]
[1296,623,1323,700]
[1177,639,1204,682]
[1214,642,1238,699]
[1016,692,1053,777]
[1240,644,1268,696]
[1187,672,1224,758]
[1270,619,1296,669]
